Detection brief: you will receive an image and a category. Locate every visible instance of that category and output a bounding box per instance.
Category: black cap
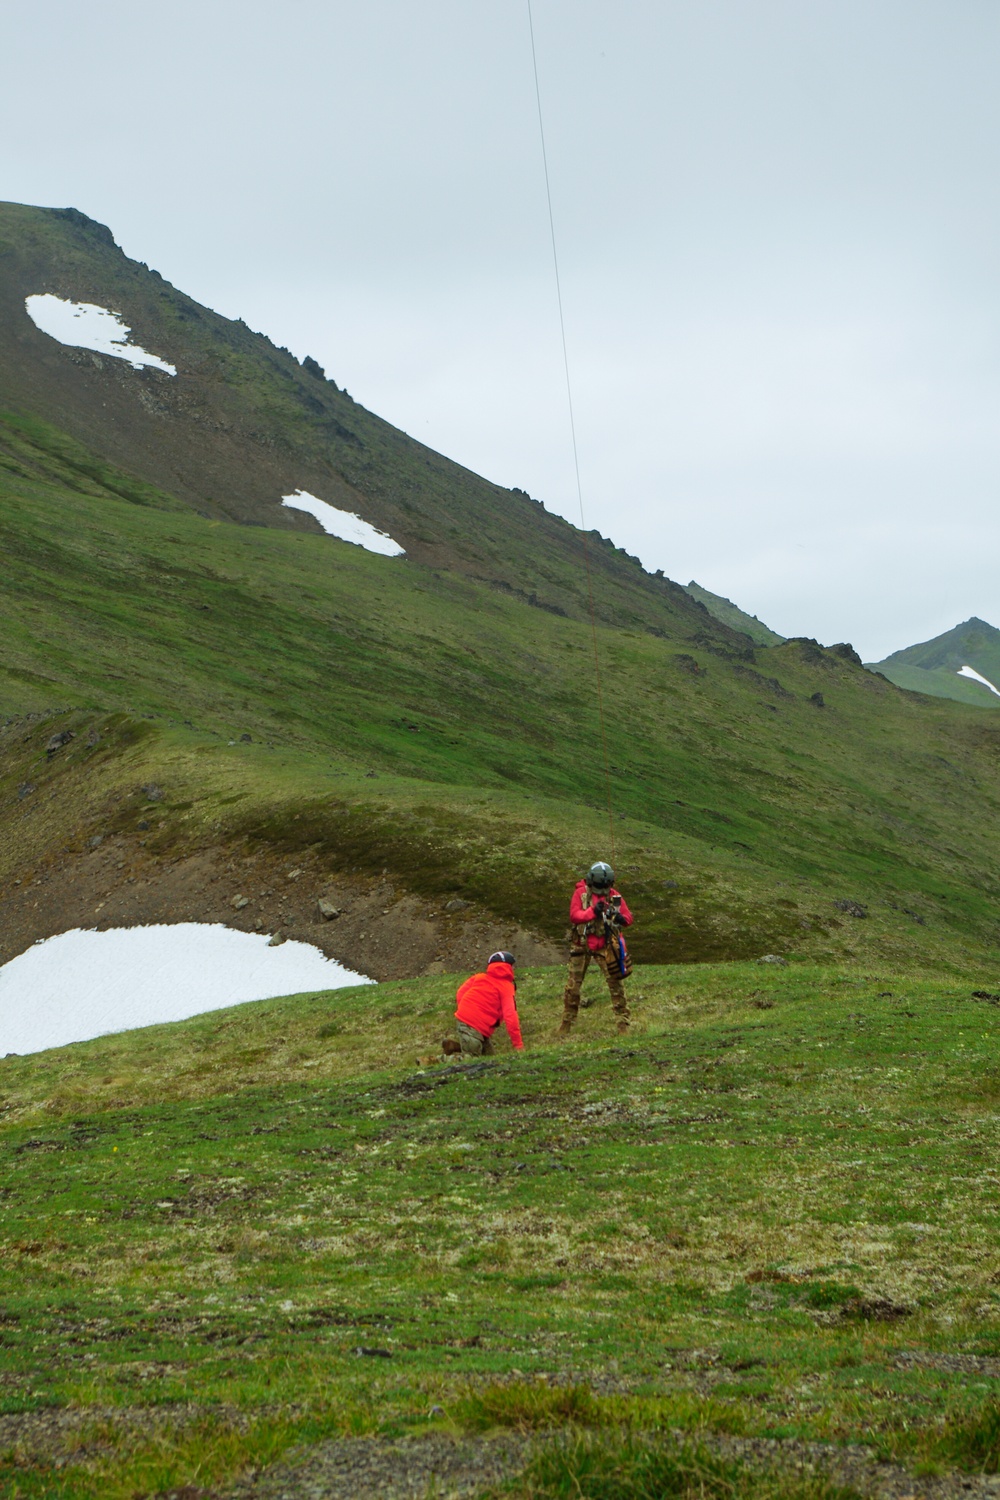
[488,951,516,966]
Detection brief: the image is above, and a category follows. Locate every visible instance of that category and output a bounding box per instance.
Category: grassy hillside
[7,412,1000,969]
[683,581,786,647]
[871,617,1000,709]
[4,204,1000,975]
[4,963,1000,1496]
[0,201,720,638]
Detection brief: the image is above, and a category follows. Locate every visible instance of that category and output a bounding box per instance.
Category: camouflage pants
[456,1020,493,1056]
[562,946,629,1024]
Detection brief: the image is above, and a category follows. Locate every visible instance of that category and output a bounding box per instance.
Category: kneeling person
[454,951,523,1055]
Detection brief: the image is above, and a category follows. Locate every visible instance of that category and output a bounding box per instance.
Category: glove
[611,910,627,926]
[591,899,606,918]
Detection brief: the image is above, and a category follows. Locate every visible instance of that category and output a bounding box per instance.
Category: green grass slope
[871,617,1000,709]
[6,414,1000,967]
[683,581,786,647]
[4,207,1000,972]
[0,201,723,638]
[4,964,1000,1495]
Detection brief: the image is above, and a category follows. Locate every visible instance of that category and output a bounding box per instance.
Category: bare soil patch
[0,833,560,989]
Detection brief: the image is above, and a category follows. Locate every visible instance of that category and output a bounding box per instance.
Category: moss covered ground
[3,959,1000,1494]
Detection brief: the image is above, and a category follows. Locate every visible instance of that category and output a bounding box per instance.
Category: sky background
[4,0,1000,660]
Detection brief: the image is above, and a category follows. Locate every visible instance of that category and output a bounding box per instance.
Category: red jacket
[455,961,523,1049]
[570,881,633,952]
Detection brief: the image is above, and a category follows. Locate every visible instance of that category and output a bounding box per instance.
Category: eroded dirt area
[0,833,561,984]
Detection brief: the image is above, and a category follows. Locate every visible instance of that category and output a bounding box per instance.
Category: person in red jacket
[454,951,524,1056]
[559,861,633,1035]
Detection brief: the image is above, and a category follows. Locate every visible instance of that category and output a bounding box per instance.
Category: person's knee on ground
[456,1019,490,1055]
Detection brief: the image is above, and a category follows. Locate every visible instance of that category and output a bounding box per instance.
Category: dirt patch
[231,1427,1000,1500]
[0,1401,252,1463]
[710,1430,1000,1500]
[895,1349,1000,1377]
[225,1430,533,1500]
[0,834,560,986]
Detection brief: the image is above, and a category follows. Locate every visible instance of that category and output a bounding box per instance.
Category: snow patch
[957,664,1000,698]
[25,294,177,374]
[0,923,372,1056]
[282,490,404,556]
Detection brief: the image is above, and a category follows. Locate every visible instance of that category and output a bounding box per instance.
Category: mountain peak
[52,206,118,249]
[0,198,743,643]
[682,580,785,646]
[871,616,1000,708]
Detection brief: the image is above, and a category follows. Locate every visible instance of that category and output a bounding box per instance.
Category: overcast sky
[5,0,1000,659]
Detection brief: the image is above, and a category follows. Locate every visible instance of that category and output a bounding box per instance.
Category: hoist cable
[526,0,616,864]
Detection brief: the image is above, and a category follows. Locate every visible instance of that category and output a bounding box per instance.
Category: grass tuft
[926,1401,1000,1474]
[457,1383,601,1432]
[484,1432,860,1499]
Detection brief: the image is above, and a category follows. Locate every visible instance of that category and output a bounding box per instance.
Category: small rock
[137,820,149,831]
[317,900,340,920]
[45,730,74,755]
[17,783,34,800]
[268,933,286,947]
[141,783,164,802]
[841,1296,912,1322]
[240,733,252,743]
[757,954,788,966]
[833,899,868,919]
[287,869,303,881]
[231,895,250,910]
[809,692,825,707]
[88,835,103,849]
[445,898,470,913]
[86,729,100,747]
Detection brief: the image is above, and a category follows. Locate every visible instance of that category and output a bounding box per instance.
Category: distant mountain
[682,581,786,646]
[870,617,1000,708]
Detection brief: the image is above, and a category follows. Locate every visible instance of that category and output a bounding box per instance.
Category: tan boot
[616,1019,630,1035]
[557,1015,574,1037]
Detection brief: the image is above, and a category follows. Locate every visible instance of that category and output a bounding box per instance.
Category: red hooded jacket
[570,881,634,952]
[454,961,523,1049]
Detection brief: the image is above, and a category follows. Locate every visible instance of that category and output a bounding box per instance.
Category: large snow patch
[25,294,177,374]
[282,490,404,556]
[0,923,372,1056]
[957,664,1000,699]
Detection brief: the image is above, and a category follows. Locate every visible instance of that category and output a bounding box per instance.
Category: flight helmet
[587,861,614,890]
[488,951,516,966]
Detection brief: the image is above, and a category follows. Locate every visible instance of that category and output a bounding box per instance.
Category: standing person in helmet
[453,951,523,1056]
[559,862,633,1035]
